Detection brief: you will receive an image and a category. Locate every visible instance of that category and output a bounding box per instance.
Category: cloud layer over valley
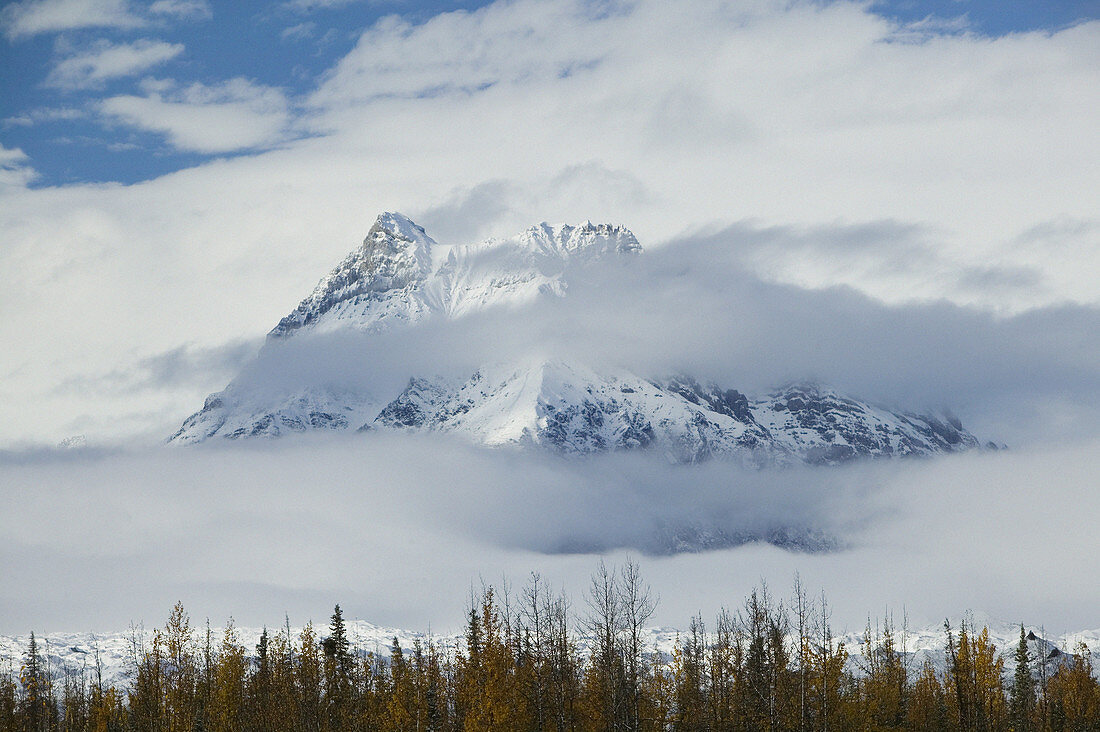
[2,434,1098,637]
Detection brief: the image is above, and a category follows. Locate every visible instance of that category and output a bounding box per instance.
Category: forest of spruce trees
[2,562,1098,732]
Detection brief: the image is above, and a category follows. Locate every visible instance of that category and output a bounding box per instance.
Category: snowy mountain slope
[0,621,439,692]
[374,360,782,467]
[171,213,986,464]
[371,362,978,465]
[424,221,641,318]
[840,616,1093,680]
[169,386,380,445]
[752,382,980,465]
[4,620,1094,693]
[267,213,640,338]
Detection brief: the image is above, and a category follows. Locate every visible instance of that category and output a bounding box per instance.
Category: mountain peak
[358,211,434,278]
[269,212,437,338]
[519,221,642,260]
[368,212,433,252]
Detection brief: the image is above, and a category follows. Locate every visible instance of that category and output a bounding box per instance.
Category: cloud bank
[1,434,1097,637]
[224,232,1100,450]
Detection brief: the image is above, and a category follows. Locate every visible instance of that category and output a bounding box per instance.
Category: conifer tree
[0,663,17,731]
[323,604,354,729]
[671,616,708,731]
[386,637,415,731]
[296,622,323,732]
[163,601,198,732]
[1009,626,1034,732]
[61,662,89,732]
[583,561,625,732]
[706,609,737,731]
[906,659,949,731]
[210,619,246,732]
[859,616,907,728]
[736,586,794,731]
[265,621,299,732]
[19,633,52,732]
[620,560,656,732]
[130,626,167,732]
[245,627,273,731]
[806,592,852,732]
[456,587,530,731]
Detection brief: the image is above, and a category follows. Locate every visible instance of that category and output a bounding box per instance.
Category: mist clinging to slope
[230,228,1100,450]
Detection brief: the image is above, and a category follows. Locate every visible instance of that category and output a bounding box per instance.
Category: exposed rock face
[269,212,436,338]
[371,364,978,466]
[171,213,986,465]
[750,383,980,465]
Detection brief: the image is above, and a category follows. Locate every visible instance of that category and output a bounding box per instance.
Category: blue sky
[1,0,499,184]
[2,0,1097,187]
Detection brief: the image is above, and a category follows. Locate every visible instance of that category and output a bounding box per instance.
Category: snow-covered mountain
[267,212,640,338]
[371,361,978,466]
[171,213,984,464]
[4,619,1094,693]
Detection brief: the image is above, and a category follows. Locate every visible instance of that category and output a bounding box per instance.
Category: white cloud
[99,78,293,153]
[280,21,316,41]
[310,1,616,105]
[0,145,38,187]
[283,0,372,12]
[1,0,144,38]
[148,0,211,21]
[0,434,1097,634]
[2,106,85,126]
[46,38,184,90]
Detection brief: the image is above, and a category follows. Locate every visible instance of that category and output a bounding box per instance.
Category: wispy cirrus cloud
[46,39,184,90]
[1,0,145,38]
[283,0,374,13]
[1,0,211,37]
[148,0,211,21]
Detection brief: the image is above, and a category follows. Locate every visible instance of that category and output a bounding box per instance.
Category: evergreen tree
[210,619,246,732]
[671,616,708,731]
[0,663,18,732]
[906,659,949,731]
[129,627,167,732]
[323,604,354,730]
[163,601,198,732]
[296,622,323,732]
[1010,626,1035,732]
[245,627,273,731]
[859,616,907,728]
[19,633,52,732]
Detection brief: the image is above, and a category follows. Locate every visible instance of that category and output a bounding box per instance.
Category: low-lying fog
[2,432,1097,637]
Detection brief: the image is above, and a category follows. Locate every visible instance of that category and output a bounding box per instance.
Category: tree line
[2,561,1098,731]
